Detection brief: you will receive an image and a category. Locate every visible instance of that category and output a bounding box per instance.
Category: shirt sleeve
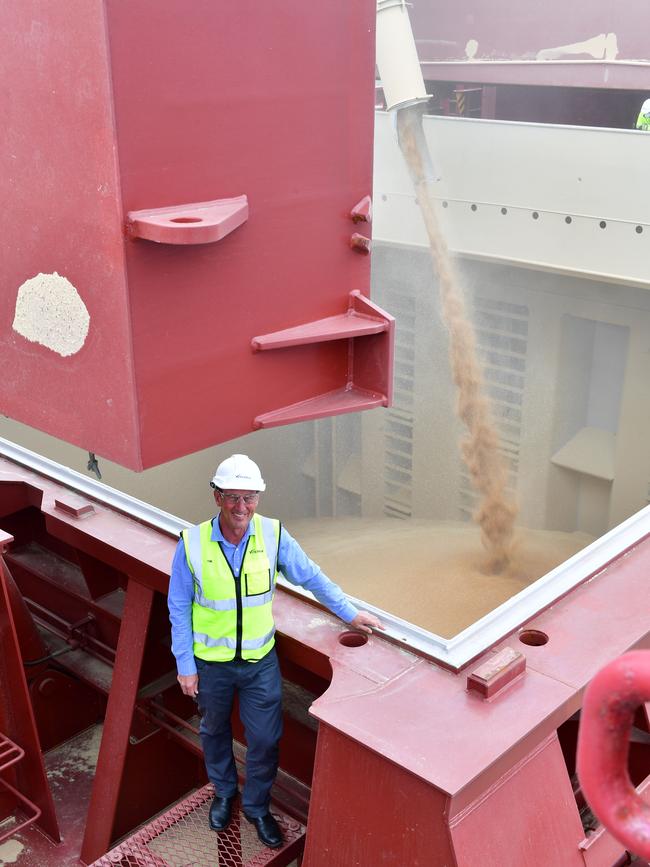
[168,537,197,676]
[277,526,358,623]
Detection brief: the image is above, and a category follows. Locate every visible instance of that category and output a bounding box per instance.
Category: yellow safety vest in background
[636,111,650,131]
[182,513,280,662]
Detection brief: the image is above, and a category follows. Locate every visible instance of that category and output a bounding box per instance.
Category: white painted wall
[374,112,650,286]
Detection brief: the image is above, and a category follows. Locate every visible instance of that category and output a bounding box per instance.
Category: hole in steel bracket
[519,629,549,647]
[338,631,368,648]
[126,195,248,245]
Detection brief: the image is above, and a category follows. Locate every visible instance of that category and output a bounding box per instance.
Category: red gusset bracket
[0,732,42,843]
[126,195,248,245]
[350,195,372,223]
[251,290,394,429]
[577,650,650,859]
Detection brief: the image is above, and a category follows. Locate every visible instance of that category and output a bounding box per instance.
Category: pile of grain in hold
[396,107,517,573]
[291,518,592,639]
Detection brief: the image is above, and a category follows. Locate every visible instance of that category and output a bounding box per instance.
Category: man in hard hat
[168,454,383,849]
[636,97,650,130]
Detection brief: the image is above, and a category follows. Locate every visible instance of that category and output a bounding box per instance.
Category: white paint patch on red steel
[0,837,25,864]
[12,272,90,357]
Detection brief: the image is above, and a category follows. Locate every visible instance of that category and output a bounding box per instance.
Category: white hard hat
[210,454,266,492]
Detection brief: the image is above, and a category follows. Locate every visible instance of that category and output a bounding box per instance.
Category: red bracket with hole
[126,195,248,245]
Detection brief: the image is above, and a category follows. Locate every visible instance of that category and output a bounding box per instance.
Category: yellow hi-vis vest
[182,513,280,662]
[636,111,650,130]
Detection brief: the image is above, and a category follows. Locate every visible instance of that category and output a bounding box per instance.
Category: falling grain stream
[294,108,592,637]
[396,107,517,573]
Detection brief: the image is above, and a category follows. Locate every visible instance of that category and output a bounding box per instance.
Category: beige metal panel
[608,324,650,528]
[374,112,650,286]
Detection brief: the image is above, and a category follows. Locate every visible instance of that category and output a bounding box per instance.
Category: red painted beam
[80,578,154,864]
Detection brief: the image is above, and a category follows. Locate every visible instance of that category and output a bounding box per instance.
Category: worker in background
[635,97,650,130]
[168,454,384,850]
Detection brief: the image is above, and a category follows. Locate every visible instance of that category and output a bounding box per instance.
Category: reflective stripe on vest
[182,513,280,662]
[192,627,277,651]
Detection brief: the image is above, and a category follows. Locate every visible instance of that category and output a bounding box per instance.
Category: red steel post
[80,578,154,864]
[3,560,48,664]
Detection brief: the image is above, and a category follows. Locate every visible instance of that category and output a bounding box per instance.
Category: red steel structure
[578,651,650,862]
[0,1,392,470]
[1,451,650,866]
[3,3,650,867]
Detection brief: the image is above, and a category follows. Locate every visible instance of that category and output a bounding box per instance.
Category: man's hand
[178,673,199,697]
[350,611,386,634]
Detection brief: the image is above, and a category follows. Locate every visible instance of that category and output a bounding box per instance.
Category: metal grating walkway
[90,784,305,867]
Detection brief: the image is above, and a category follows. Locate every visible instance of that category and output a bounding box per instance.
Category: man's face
[215,489,259,536]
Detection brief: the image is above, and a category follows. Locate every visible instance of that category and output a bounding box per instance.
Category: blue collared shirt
[168,514,359,675]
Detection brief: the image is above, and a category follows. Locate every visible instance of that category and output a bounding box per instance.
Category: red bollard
[577,650,650,858]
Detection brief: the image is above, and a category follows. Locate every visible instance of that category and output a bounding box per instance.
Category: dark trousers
[196,647,283,817]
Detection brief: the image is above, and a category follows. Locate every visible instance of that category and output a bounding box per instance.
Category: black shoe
[209,794,237,831]
[244,812,283,848]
